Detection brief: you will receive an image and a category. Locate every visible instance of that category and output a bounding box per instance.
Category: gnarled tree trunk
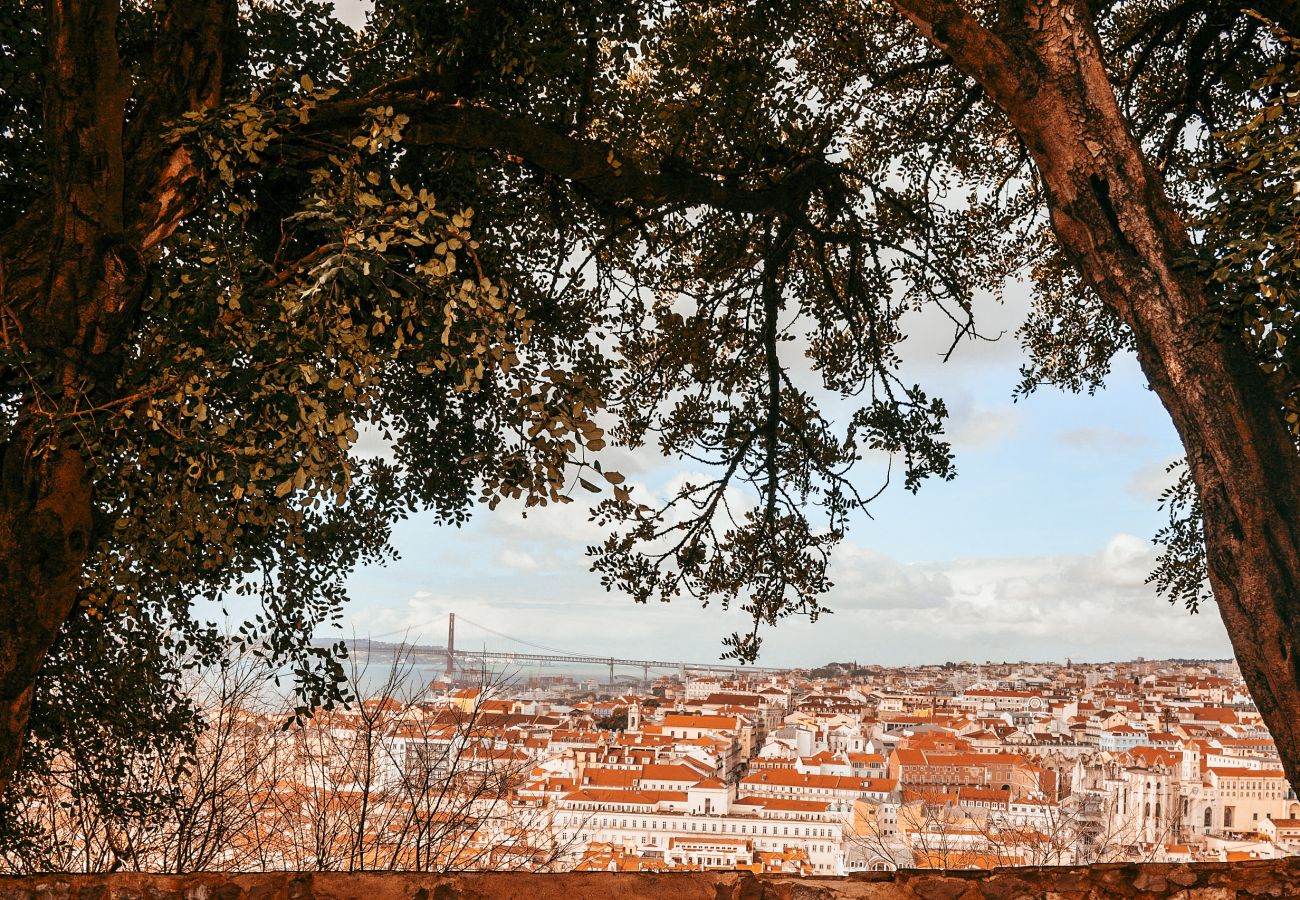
[891,0,1300,788]
[0,0,235,797]
[0,0,133,798]
[0,445,93,796]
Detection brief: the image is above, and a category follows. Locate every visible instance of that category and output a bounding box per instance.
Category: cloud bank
[345,527,1230,669]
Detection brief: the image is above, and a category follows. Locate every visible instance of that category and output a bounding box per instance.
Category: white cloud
[814,532,1228,664]
[1128,455,1183,502]
[1057,426,1150,450]
[496,548,540,571]
[828,544,951,610]
[342,530,1231,667]
[948,407,1020,450]
[352,422,398,465]
[942,389,1021,451]
[893,282,1034,374]
[484,494,605,547]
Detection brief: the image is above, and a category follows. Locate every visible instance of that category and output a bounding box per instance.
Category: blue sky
[336,283,1232,667]
[325,0,1232,667]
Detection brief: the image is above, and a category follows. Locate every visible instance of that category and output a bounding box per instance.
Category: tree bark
[0,0,236,797]
[890,0,1300,788]
[0,0,132,799]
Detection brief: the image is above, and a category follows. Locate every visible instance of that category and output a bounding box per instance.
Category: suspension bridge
[338,613,793,686]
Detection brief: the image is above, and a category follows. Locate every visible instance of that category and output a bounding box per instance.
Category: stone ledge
[4,859,1300,900]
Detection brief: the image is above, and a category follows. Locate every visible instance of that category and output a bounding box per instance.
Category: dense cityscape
[13,651,1299,875]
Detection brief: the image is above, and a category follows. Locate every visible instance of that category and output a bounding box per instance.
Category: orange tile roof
[663,714,741,730]
[741,769,866,791]
[641,763,709,781]
[1207,767,1286,779]
[667,836,751,847]
[733,795,832,812]
[861,778,898,792]
[580,768,641,789]
[562,788,686,805]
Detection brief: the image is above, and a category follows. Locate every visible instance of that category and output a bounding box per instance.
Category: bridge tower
[445,613,455,681]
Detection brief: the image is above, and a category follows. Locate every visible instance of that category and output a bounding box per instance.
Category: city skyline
[332,631,1237,685]
[16,651,1283,873]
[8,0,1298,882]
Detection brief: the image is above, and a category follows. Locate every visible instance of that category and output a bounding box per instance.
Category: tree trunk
[892,0,1300,787]
[0,0,234,796]
[0,444,93,794]
[0,0,135,798]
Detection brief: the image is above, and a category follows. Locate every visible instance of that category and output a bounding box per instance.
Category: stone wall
[5,860,1300,900]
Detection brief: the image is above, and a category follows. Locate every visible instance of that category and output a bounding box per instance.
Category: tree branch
[127,0,239,252]
[1248,0,1300,37]
[885,0,1037,113]
[306,94,839,219]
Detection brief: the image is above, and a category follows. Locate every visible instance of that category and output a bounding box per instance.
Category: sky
[321,0,1233,668]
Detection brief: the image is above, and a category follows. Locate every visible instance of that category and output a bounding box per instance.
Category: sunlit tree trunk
[891,0,1300,789]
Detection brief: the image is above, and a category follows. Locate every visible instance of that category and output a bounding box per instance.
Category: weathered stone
[1134,870,1169,894]
[7,861,1300,900]
[1045,871,1094,894]
[1186,890,1235,900]
[908,880,970,900]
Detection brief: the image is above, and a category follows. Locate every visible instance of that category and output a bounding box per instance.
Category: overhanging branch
[306,94,839,218]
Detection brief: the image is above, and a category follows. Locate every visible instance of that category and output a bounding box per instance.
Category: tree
[3,0,1300,824]
[883,0,1300,795]
[596,711,629,731]
[0,641,575,873]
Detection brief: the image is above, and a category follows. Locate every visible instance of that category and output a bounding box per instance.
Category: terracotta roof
[641,763,710,782]
[562,788,685,805]
[667,836,751,847]
[732,795,832,812]
[1207,767,1286,779]
[740,770,866,791]
[663,714,740,730]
